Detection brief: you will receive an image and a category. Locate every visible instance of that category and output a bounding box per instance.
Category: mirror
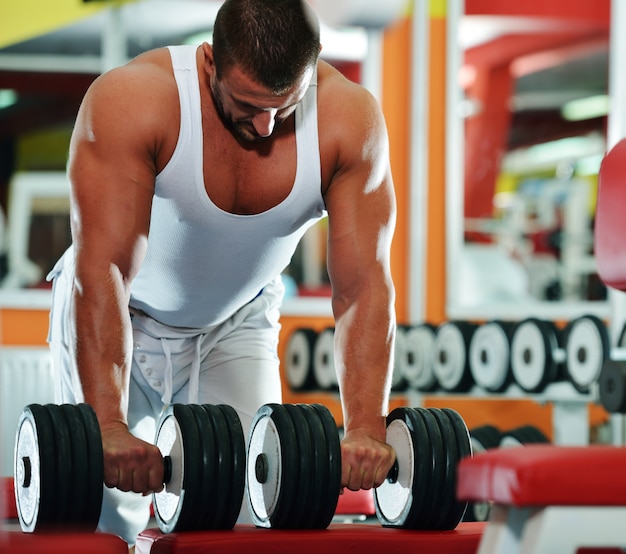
[447,2,611,320]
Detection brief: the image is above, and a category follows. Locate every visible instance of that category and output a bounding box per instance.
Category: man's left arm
[323,82,398,492]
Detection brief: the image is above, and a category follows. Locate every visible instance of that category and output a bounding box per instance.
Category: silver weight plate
[469,321,511,392]
[313,328,337,390]
[402,324,437,391]
[285,328,317,391]
[565,315,609,391]
[247,409,283,527]
[510,319,561,392]
[153,413,185,530]
[14,410,41,532]
[374,418,415,524]
[433,322,472,391]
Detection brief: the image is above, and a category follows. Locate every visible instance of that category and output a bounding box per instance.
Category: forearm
[333,277,396,440]
[71,267,134,429]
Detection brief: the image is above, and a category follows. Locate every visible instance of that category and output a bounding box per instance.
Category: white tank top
[129,45,326,328]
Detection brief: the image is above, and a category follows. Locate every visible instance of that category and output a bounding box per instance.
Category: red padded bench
[136,522,485,554]
[457,445,626,553]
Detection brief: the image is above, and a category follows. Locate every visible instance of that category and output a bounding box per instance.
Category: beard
[210,78,273,143]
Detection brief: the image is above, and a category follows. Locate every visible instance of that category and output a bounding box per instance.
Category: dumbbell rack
[407,382,597,446]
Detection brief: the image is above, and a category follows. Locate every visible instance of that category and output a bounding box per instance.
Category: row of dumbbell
[285,315,613,395]
[15,402,472,534]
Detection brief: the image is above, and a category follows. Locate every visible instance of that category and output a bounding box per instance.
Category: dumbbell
[469,321,516,393]
[284,327,318,391]
[14,402,245,534]
[313,327,339,391]
[433,321,477,392]
[511,315,610,393]
[400,323,439,392]
[247,403,472,530]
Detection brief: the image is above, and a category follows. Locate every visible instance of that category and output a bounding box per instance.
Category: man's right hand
[100,422,166,495]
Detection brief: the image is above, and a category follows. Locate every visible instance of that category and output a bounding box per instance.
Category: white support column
[408,0,431,324]
[101,6,127,73]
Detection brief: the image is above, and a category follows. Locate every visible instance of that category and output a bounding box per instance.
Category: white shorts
[47,248,284,544]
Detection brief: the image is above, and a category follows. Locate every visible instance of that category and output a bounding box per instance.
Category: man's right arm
[67,60,170,494]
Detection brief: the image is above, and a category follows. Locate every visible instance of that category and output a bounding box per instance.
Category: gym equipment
[313,327,339,390]
[432,321,477,392]
[284,327,318,391]
[598,360,626,413]
[457,445,626,553]
[562,314,610,393]
[14,403,246,534]
[401,323,438,392]
[510,318,565,392]
[391,326,409,391]
[247,403,472,530]
[469,321,515,393]
[153,404,245,533]
[499,425,550,448]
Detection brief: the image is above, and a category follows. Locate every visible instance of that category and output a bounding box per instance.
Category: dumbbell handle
[163,456,172,485]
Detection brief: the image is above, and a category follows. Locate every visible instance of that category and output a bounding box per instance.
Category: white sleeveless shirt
[129,45,326,328]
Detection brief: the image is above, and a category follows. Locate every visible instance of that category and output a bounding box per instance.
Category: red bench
[457,445,626,553]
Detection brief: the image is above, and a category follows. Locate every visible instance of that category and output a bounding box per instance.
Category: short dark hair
[212,0,320,94]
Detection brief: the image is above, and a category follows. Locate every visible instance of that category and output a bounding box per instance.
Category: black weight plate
[203,404,232,530]
[414,408,445,529]
[187,404,217,530]
[500,425,550,447]
[429,408,459,530]
[441,408,471,527]
[392,326,409,391]
[469,424,502,453]
[564,315,610,393]
[285,328,318,391]
[44,405,73,526]
[309,403,341,528]
[283,404,314,528]
[298,404,329,528]
[216,404,246,529]
[14,404,57,532]
[599,361,626,413]
[76,403,103,532]
[247,403,299,528]
[153,404,203,533]
[374,407,430,529]
[58,404,91,528]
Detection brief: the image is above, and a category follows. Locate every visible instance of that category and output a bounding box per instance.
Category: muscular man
[48,0,396,544]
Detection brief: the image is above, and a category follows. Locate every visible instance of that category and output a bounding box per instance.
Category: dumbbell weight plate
[392,326,408,391]
[469,424,502,454]
[564,315,610,393]
[313,328,338,390]
[599,361,626,413]
[247,404,299,528]
[433,322,476,392]
[298,404,332,529]
[14,403,103,534]
[469,321,514,392]
[15,404,56,532]
[186,404,218,530]
[214,404,246,529]
[510,318,563,392]
[374,407,431,529]
[285,328,318,391]
[402,324,438,391]
[500,425,550,448]
[309,403,341,529]
[153,404,204,533]
[440,408,471,527]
